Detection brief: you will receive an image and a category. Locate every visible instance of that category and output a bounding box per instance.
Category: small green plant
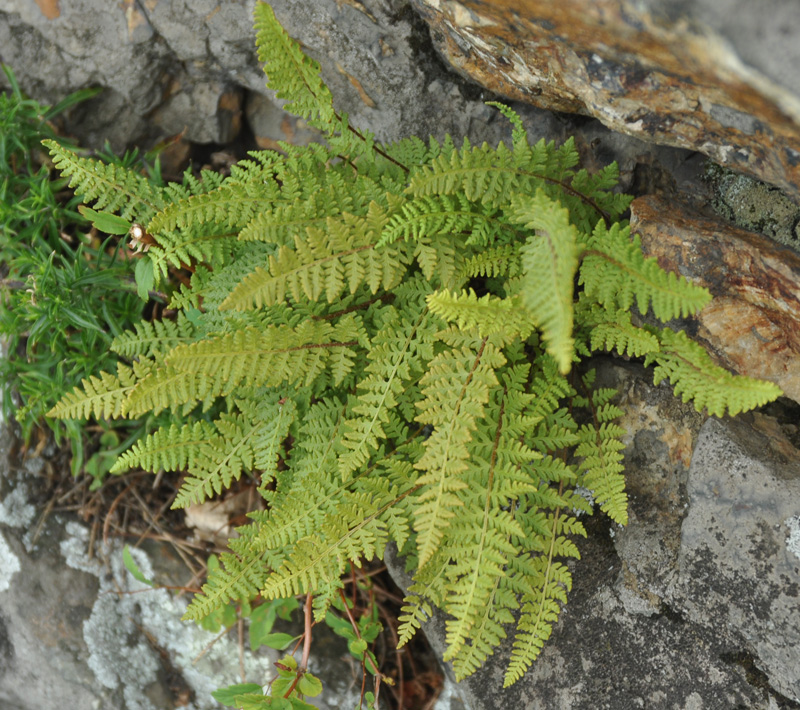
[46,1,782,700]
[0,65,155,480]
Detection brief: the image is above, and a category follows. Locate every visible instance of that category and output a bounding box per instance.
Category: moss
[704,163,800,250]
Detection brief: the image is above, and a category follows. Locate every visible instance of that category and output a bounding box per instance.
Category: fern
[510,190,579,373]
[46,1,782,691]
[42,139,165,222]
[648,329,782,416]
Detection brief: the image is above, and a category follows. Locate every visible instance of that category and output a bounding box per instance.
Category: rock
[630,194,800,404]
[0,0,549,151]
[385,359,800,708]
[706,166,800,250]
[410,0,800,200]
[0,424,365,710]
[671,415,800,701]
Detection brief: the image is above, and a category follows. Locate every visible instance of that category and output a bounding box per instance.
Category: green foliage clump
[0,65,151,480]
[45,2,781,694]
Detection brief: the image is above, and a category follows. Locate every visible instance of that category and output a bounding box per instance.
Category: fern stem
[337,110,409,174]
[337,588,383,680]
[300,590,313,671]
[313,292,395,321]
[531,172,613,227]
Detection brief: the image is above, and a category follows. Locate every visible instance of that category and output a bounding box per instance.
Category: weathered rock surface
[0,0,557,153]
[0,426,367,710]
[387,359,800,709]
[630,194,800,404]
[411,0,800,199]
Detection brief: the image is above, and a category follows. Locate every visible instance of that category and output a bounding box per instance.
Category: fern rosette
[46,1,782,689]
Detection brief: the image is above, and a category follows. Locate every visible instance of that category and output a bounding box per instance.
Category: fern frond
[426,289,534,343]
[238,178,354,244]
[43,139,165,222]
[377,193,505,247]
[124,318,362,415]
[408,138,519,206]
[147,228,236,284]
[510,190,579,374]
[456,244,521,280]
[254,3,334,123]
[110,421,217,474]
[339,305,434,479]
[183,549,271,621]
[413,336,505,566]
[441,382,537,666]
[247,398,347,556]
[172,398,296,508]
[412,233,462,288]
[147,180,280,235]
[586,307,661,358]
[221,208,409,310]
[110,312,198,359]
[46,361,144,420]
[259,494,390,609]
[503,553,574,687]
[576,411,628,525]
[581,221,711,321]
[647,329,783,416]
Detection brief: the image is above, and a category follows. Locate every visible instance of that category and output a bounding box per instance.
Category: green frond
[426,289,534,343]
[221,208,410,310]
[46,361,144,420]
[377,193,505,247]
[407,138,520,206]
[586,306,661,358]
[339,305,434,479]
[110,421,217,474]
[510,190,579,374]
[413,337,505,566]
[581,221,711,321]
[147,228,236,284]
[124,318,362,415]
[183,549,271,622]
[161,167,226,204]
[237,177,356,245]
[247,398,347,554]
[147,179,280,235]
[412,233,462,288]
[397,556,450,647]
[503,554,575,687]
[259,494,389,608]
[43,140,165,223]
[486,101,530,167]
[456,244,521,280]
[439,383,536,666]
[172,398,296,509]
[254,3,335,127]
[110,311,198,359]
[647,329,783,416]
[575,416,628,524]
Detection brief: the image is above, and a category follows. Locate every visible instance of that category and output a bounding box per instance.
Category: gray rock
[0,0,638,163]
[671,416,800,701]
[0,424,364,710]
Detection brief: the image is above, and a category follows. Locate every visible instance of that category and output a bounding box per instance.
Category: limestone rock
[0,425,365,710]
[630,194,800,404]
[0,0,563,152]
[410,0,800,199]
